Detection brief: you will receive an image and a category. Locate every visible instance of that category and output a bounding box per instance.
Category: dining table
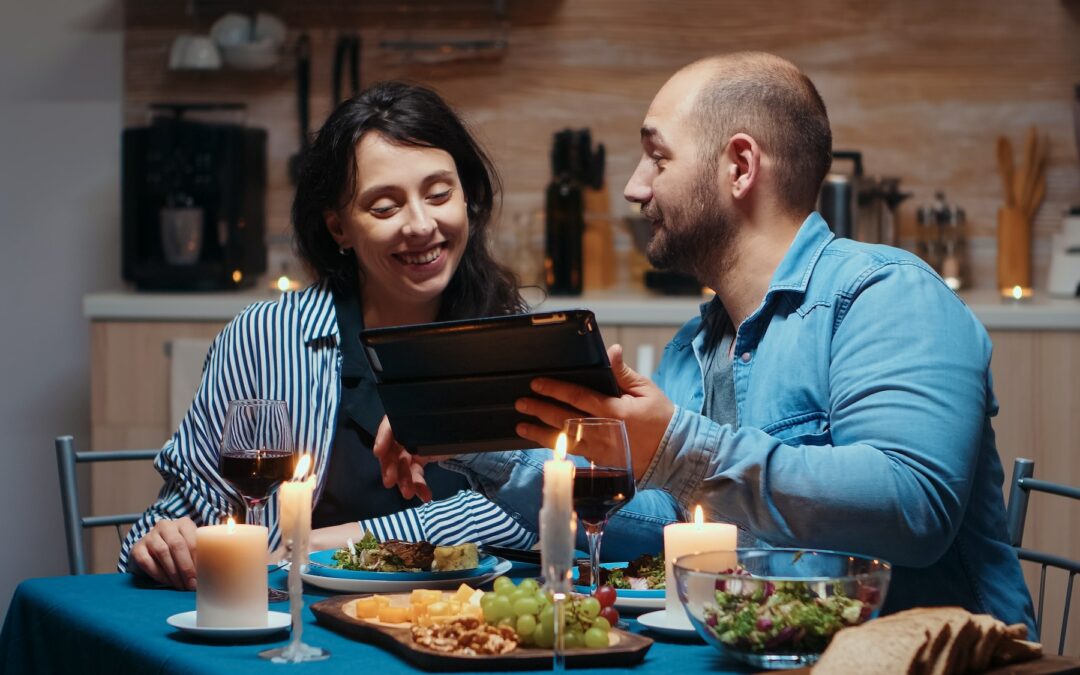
[0,564,755,675]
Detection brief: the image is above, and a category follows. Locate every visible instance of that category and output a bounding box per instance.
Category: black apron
[311,287,470,530]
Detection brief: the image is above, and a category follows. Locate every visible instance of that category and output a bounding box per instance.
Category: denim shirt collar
[765,211,834,299]
[690,212,834,337]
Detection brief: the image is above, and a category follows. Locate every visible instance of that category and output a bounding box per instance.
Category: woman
[122,81,536,590]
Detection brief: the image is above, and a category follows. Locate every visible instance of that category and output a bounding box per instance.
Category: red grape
[594,585,617,608]
[599,605,619,625]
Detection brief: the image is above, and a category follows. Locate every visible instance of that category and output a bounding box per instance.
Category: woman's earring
[339,246,350,256]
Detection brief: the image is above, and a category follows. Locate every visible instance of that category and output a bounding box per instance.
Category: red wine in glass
[220,448,295,503]
[573,467,636,526]
[563,417,635,598]
[219,399,296,604]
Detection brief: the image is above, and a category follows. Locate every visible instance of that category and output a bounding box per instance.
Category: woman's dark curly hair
[292,80,525,319]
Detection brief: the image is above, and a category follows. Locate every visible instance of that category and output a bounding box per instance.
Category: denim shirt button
[741,351,752,363]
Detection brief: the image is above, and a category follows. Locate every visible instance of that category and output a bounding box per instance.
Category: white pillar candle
[664,505,737,619]
[279,455,315,644]
[279,468,314,554]
[196,519,268,627]
[540,433,576,585]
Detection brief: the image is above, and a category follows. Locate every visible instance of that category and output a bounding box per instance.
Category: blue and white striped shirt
[118,283,536,571]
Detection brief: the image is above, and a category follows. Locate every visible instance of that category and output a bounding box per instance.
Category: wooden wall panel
[124,0,1080,292]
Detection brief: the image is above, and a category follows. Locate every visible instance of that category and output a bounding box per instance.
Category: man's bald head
[677,52,832,216]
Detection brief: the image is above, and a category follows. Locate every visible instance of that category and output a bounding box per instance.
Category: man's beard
[643,170,736,283]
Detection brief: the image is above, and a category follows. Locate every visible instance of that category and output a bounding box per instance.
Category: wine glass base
[258,643,330,663]
[267,587,289,603]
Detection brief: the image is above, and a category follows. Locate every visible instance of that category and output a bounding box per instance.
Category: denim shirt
[454,213,1035,631]
[645,213,1034,631]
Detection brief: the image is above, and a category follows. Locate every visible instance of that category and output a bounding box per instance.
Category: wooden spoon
[1025,168,1046,222]
[997,136,1015,208]
[1017,126,1040,212]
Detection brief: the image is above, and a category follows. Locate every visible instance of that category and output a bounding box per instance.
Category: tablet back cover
[359,310,618,455]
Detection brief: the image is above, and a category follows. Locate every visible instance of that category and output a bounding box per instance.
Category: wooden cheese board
[310,594,653,671]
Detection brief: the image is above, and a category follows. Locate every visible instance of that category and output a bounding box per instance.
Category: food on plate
[577,553,665,590]
[351,584,484,626]
[702,567,867,654]
[411,617,519,656]
[813,606,1040,675]
[432,543,479,571]
[480,576,613,649]
[331,531,479,573]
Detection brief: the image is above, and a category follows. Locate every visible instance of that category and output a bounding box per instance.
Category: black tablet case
[359,310,618,455]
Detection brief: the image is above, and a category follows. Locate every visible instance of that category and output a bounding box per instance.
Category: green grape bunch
[480,576,612,649]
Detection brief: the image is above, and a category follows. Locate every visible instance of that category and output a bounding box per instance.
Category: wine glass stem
[246,499,266,527]
[585,522,604,595]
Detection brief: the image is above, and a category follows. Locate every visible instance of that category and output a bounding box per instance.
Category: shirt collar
[764,211,834,297]
[331,285,372,379]
[299,282,341,345]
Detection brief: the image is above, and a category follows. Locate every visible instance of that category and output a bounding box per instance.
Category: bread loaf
[811,607,1040,675]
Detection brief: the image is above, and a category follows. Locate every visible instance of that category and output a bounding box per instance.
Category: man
[377,52,1035,631]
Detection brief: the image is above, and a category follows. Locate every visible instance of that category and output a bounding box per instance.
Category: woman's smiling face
[326,132,469,323]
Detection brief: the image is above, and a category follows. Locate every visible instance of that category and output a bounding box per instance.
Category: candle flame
[227,516,236,532]
[554,433,567,460]
[693,505,704,525]
[1012,285,1023,300]
[292,454,312,480]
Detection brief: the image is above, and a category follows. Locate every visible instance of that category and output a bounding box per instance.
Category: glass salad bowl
[673,548,891,670]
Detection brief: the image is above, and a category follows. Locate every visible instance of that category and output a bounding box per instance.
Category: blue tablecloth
[0,567,755,675]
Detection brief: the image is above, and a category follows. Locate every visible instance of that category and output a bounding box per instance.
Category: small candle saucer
[636,609,701,639]
[167,610,291,638]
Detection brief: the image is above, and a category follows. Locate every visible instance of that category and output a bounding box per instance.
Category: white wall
[0,0,122,615]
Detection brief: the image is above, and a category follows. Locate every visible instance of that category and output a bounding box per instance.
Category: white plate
[636,609,701,639]
[609,593,664,611]
[166,610,291,638]
[300,557,512,593]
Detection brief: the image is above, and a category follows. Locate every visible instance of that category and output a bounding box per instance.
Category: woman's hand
[130,517,199,590]
[372,415,433,502]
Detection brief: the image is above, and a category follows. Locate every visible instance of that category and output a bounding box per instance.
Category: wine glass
[220,399,297,602]
[564,418,636,596]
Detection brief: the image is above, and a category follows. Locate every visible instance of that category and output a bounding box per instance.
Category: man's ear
[726,133,760,200]
[324,210,348,248]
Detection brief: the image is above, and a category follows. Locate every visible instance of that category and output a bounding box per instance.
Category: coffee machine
[818,150,910,246]
[121,103,267,291]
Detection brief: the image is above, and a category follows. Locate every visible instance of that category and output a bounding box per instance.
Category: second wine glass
[219,399,297,602]
[564,418,636,596]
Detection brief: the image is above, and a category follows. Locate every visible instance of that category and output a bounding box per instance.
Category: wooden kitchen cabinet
[89,320,225,572]
[988,330,1080,654]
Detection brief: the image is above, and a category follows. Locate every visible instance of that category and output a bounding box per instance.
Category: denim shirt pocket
[761,411,832,447]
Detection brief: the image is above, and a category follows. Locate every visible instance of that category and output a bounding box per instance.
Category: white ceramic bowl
[221,38,279,70]
[253,12,287,47]
[210,12,252,47]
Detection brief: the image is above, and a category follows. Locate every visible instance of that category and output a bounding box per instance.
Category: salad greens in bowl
[673,549,891,670]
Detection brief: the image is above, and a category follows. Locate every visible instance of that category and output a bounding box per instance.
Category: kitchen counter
[84,287,1080,330]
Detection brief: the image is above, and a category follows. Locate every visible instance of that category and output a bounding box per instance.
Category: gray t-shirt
[700,300,758,547]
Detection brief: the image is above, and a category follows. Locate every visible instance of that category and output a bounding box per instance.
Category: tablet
[359,310,618,455]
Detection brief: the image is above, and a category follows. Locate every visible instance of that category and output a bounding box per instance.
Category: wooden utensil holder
[997,206,1031,291]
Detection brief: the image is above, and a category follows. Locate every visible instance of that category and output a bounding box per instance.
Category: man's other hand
[515,344,674,480]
